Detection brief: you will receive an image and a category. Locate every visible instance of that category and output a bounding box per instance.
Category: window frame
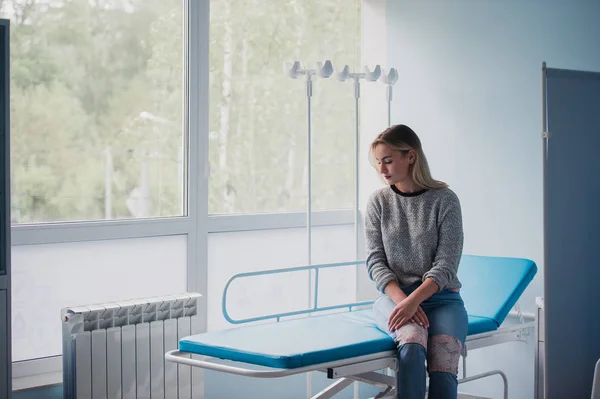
[10,0,210,389]
[11,210,355,245]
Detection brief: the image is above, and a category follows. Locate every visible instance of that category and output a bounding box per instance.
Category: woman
[365,124,468,399]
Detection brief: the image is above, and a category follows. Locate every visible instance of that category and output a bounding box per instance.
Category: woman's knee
[396,323,428,367]
[427,334,462,375]
[395,322,428,348]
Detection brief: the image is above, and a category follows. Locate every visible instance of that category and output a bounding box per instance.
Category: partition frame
[0,17,10,399]
[541,61,548,399]
[542,63,600,399]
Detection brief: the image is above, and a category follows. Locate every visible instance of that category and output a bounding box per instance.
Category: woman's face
[373,143,414,185]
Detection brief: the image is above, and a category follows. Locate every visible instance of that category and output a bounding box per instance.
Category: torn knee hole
[427,334,462,375]
[394,323,428,348]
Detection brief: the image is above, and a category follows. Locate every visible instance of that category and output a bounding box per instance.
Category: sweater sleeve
[422,191,464,292]
[364,195,398,293]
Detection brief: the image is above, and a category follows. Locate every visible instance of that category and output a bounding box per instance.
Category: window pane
[1,0,186,224]
[209,1,361,214]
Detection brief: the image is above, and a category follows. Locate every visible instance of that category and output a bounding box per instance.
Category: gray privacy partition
[543,65,600,398]
[0,18,9,399]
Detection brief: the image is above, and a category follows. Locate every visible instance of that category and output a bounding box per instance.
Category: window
[3,0,186,224]
[209,0,361,215]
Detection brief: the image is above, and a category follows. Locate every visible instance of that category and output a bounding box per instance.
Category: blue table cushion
[180,310,395,369]
[180,310,500,369]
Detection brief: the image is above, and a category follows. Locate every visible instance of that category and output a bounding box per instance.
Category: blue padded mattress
[180,310,393,369]
[179,310,498,369]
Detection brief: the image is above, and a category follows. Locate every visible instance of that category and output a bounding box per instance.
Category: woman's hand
[388,297,421,331]
[411,306,429,328]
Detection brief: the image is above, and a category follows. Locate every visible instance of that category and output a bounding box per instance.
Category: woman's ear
[408,149,416,164]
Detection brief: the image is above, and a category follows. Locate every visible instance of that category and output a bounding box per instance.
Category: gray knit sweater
[364,186,464,293]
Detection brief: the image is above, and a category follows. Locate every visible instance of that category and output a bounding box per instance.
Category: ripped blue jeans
[372,283,468,399]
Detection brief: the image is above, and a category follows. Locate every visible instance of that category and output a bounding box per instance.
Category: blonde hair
[369,124,448,190]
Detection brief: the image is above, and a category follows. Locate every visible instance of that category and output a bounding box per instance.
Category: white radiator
[61,293,204,399]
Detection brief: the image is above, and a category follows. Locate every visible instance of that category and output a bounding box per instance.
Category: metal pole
[307,74,313,268]
[306,73,313,399]
[354,77,360,262]
[353,76,361,399]
[387,85,392,127]
[306,74,314,310]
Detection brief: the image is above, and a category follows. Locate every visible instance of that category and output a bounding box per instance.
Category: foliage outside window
[209,0,361,215]
[2,0,185,224]
[3,0,362,223]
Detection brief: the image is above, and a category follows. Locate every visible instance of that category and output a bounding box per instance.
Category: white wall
[11,235,187,361]
[377,1,600,398]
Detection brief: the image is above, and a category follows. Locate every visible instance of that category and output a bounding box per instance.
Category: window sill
[12,356,62,392]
